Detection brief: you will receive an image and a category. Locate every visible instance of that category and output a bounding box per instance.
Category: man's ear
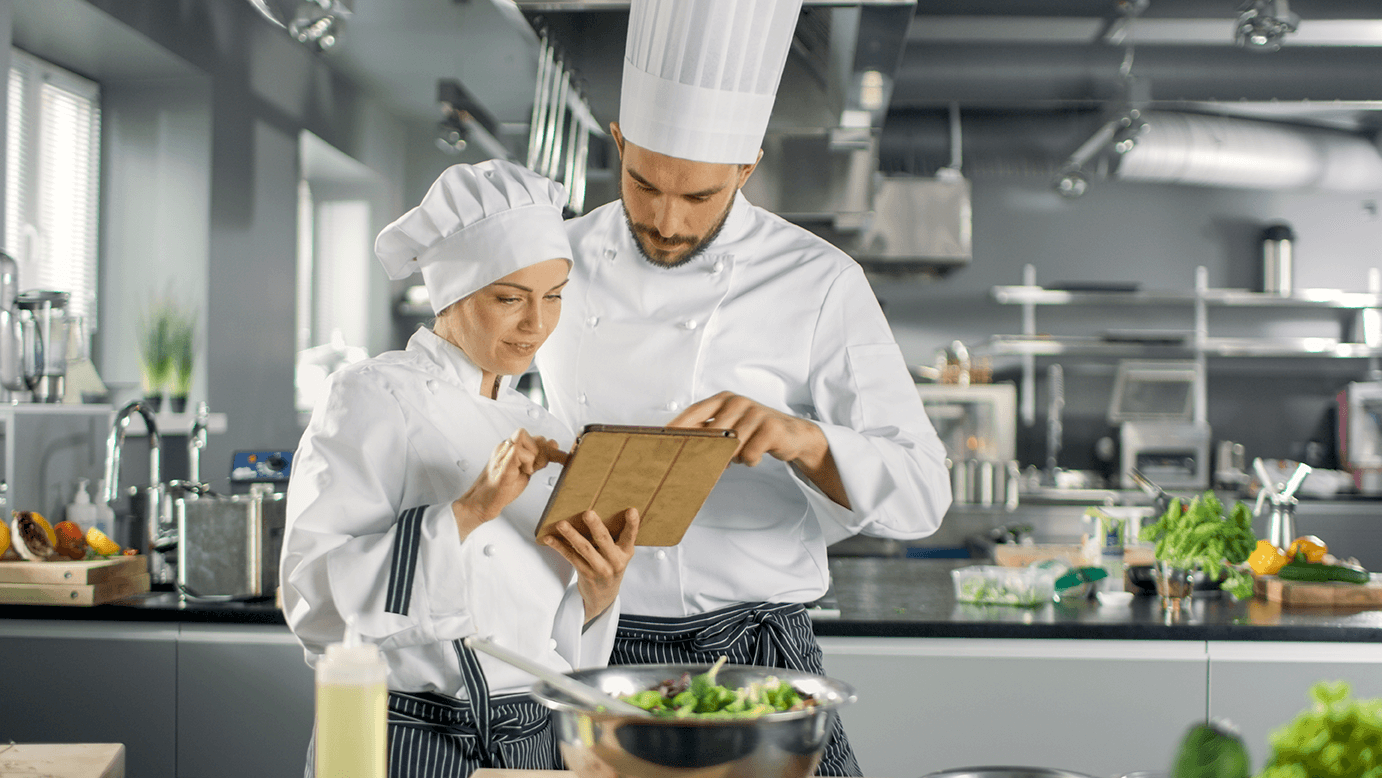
[736,148,763,189]
[609,122,625,158]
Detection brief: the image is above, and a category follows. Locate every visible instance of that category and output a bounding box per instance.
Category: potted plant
[1142,491,1257,612]
[167,309,195,413]
[137,300,173,410]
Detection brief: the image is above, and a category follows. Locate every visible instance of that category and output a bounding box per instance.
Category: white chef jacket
[536,192,951,617]
[281,327,617,699]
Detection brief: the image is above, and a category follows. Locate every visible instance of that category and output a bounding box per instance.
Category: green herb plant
[1141,491,1257,600]
[620,656,816,719]
[1258,681,1382,778]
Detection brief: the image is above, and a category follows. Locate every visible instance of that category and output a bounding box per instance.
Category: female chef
[281,159,640,778]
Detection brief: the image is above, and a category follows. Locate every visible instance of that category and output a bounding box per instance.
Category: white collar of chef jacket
[408,326,516,398]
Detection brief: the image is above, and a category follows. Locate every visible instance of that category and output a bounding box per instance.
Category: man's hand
[543,508,641,623]
[669,391,850,509]
[452,429,567,541]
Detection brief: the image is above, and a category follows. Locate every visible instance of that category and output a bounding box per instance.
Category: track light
[1235,0,1299,52]
[247,0,351,53]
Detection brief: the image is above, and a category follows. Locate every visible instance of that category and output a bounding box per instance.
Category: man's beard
[622,194,735,269]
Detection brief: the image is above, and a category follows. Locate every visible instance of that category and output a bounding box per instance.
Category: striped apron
[304,506,562,778]
[612,601,863,777]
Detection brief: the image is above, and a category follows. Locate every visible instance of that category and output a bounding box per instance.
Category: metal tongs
[1252,458,1312,549]
[463,636,650,717]
[1128,467,1173,517]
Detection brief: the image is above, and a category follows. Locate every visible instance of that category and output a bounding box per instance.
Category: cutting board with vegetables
[0,556,149,606]
[1254,574,1382,607]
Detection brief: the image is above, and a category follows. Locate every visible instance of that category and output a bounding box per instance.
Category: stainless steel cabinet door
[176,624,314,778]
[820,636,1208,777]
[0,620,178,777]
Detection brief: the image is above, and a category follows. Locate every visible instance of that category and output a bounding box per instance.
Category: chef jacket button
[665,400,680,412]
[527,407,540,419]
[456,460,466,471]
[680,320,698,330]
[603,248,616,261]
[483,544,496,557]
[426,380,437,394]
[549,638,558,649]
[548,476,557,486]
[586,316,600,328]
[655,549,668,561]
[710,259,724,274]
[578,393,588,404]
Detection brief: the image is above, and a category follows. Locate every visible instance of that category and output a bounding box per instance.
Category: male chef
[535,0,951,774]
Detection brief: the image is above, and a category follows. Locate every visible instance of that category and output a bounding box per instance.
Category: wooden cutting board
[0,573,150,606]
[0,555,145,584]
[0,557,150,605]
[1255,573,1382,607]
[0,743,124,778]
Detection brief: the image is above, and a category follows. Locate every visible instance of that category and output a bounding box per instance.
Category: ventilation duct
[1114,111,1382,190]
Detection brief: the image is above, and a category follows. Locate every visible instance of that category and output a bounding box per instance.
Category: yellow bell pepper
[1286,535,1328,564]
[1248,540,1289,576]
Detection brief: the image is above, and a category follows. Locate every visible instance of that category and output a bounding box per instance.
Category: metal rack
[985,264,1382,426]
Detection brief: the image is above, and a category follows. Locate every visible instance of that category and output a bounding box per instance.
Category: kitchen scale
[1107,360,1211,490]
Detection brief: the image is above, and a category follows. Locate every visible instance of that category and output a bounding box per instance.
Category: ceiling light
[1235,0,1299,52]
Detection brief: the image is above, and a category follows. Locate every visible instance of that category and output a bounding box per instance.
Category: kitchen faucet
[189,401,210,487]
[103,400,173,583]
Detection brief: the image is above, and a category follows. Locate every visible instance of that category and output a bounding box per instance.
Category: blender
[15,290,70,403]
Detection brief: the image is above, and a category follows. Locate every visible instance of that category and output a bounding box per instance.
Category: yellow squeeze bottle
[316,615,387,778]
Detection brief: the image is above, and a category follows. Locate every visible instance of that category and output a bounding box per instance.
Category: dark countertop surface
[4,558,1382,642]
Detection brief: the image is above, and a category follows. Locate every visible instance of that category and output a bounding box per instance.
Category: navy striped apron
[612,601,863,777]
[304,505,562,778]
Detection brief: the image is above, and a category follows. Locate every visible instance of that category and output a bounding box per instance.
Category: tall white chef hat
[374,159,571,315]
[619,0,804,165]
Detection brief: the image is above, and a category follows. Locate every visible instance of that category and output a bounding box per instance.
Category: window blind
[4,48,101,323]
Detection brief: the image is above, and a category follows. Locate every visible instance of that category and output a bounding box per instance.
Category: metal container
[1261,222,1294,296]
[531,664,856,778]
[175,487,286,599]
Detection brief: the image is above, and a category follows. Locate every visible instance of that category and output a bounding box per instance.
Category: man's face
[612,123,758,268]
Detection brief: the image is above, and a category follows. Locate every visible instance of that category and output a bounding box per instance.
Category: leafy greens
[1141,491,1257,600]
[619,656,817,719]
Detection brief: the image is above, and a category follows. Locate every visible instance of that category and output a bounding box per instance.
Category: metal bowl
[531,663,857,778]
[922,768,1100,778]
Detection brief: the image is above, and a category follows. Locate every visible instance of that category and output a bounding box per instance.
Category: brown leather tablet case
[535,425,739,546]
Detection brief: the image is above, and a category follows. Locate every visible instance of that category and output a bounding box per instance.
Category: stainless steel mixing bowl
[531,663,857,778]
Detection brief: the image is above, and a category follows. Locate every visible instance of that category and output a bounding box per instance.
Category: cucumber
[1172,721,1251,778]
[1278,561,1370,584]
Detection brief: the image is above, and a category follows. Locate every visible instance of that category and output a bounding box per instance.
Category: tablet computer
[535,424,739,547]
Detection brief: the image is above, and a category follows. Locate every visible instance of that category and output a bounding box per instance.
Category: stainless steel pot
[175,486,286,600]
[531,663,856,778]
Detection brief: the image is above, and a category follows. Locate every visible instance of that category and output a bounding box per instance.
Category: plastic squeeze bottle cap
[74,479,91,504]
[319,615,387,685]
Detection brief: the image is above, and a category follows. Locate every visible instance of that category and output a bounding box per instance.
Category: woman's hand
[543,508,640,623]
[452,429,566,541]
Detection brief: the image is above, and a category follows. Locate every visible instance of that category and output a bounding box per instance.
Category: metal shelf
[992,285,1382,309]
[987,264,1382,427]
[982,335,1382,359]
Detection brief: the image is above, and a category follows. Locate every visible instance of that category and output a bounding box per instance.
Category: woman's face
[440,258,570,384]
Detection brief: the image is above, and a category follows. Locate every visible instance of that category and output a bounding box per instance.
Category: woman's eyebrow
[490,278,570,293]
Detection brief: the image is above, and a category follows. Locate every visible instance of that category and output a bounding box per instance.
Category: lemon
[0,521,9,557]
[86,526,121,556]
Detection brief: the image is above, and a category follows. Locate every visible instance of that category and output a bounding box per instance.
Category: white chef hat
[619,0,804,165]
[374,160,572,315]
